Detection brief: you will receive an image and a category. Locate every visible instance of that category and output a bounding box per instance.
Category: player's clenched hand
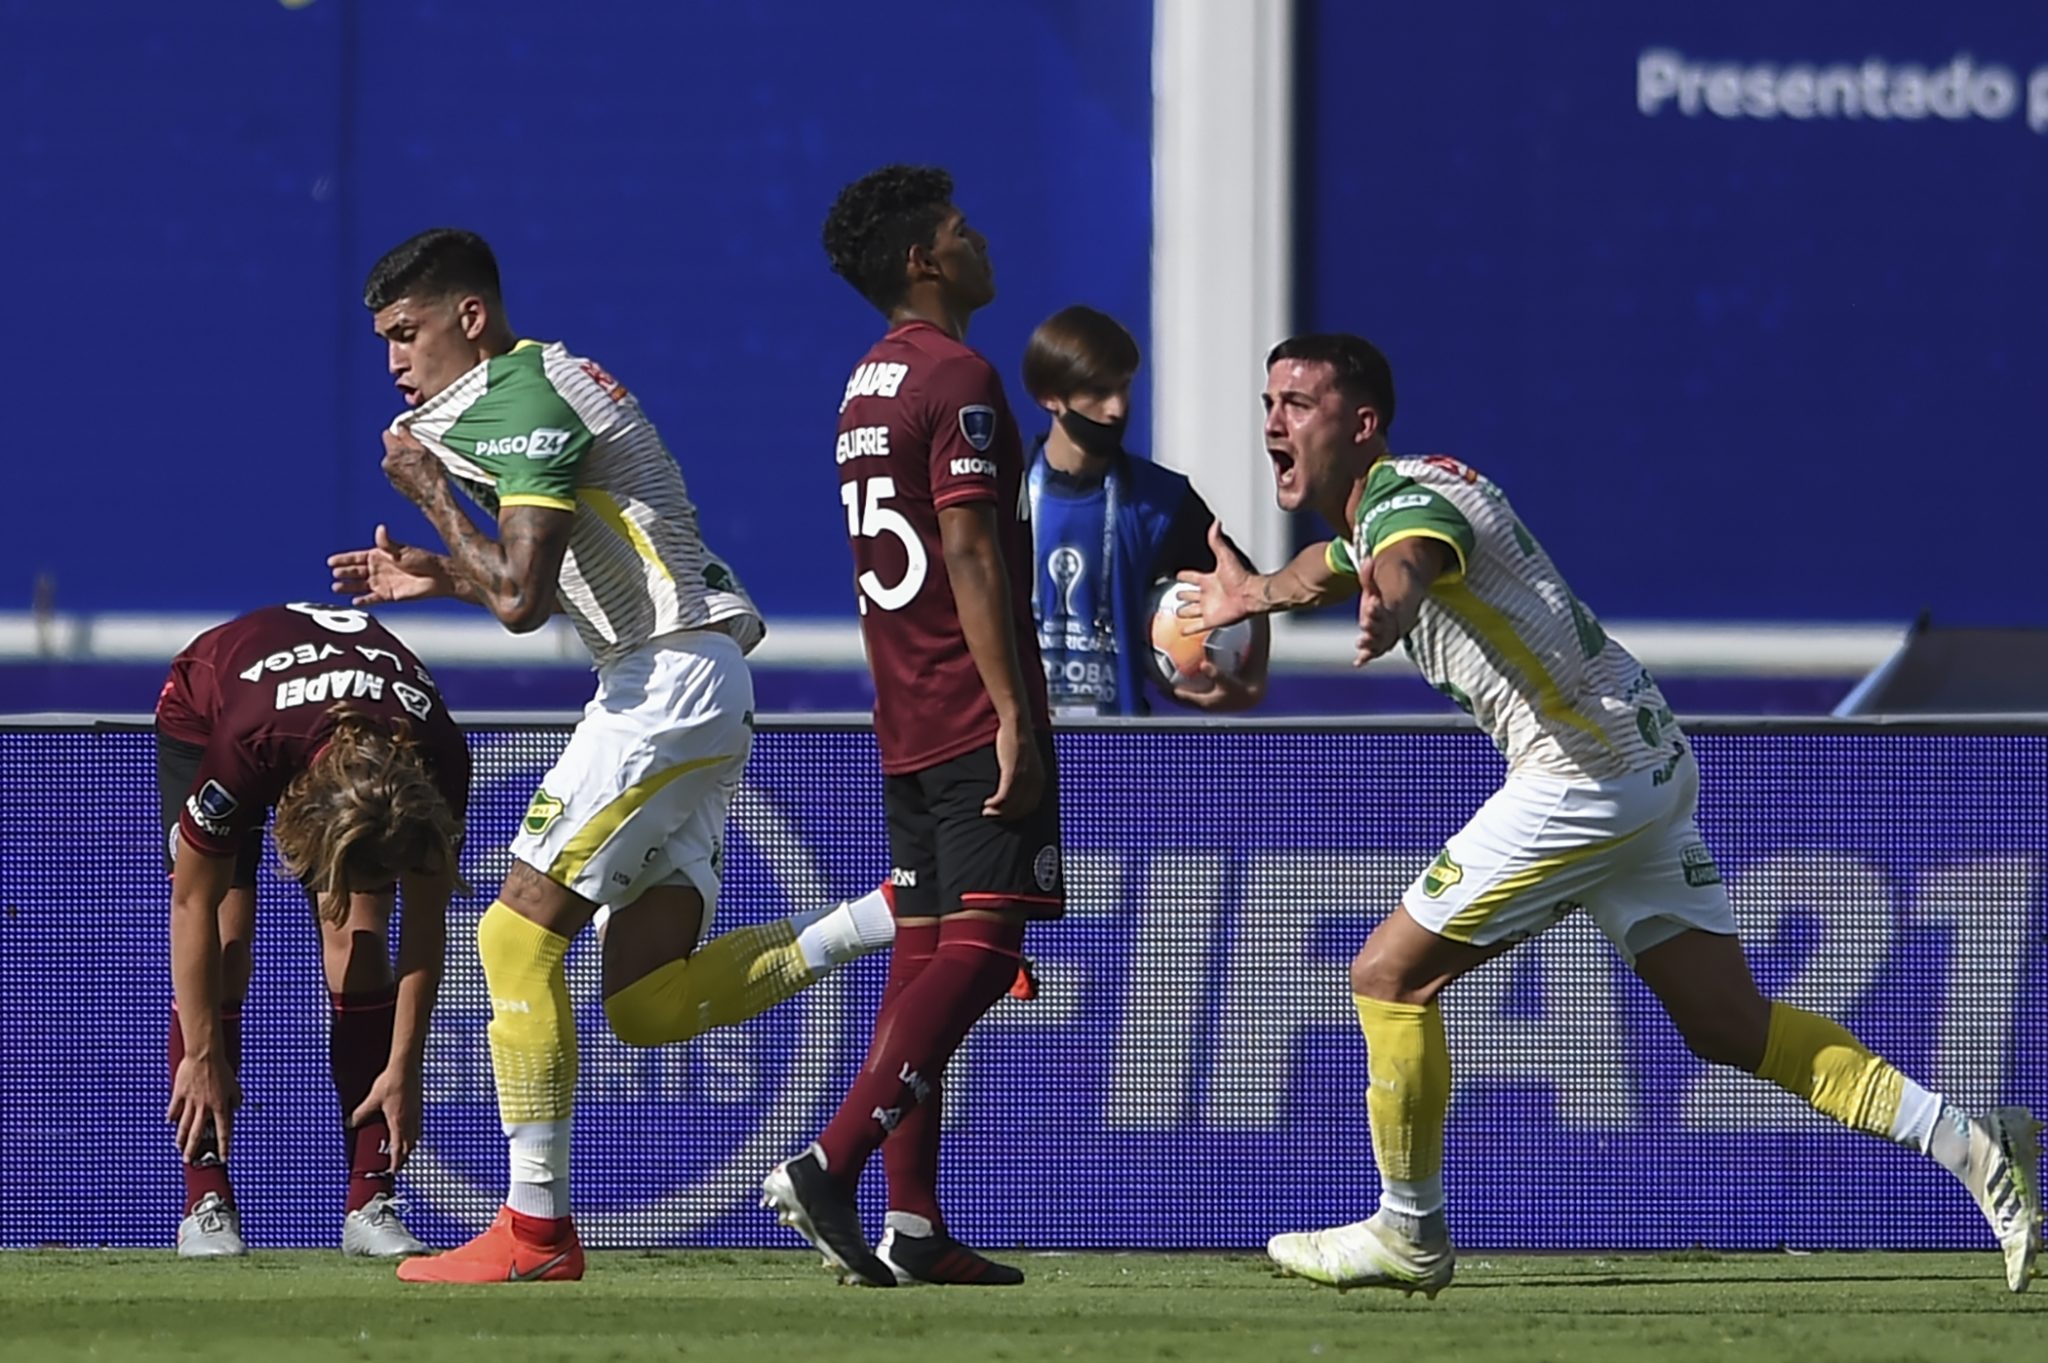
[984,718,1045,821]
[1177,523,1258,634]
[350,1066,420,1173]
[329,525,455,605]
[167,1053,240,1165]
[1353,559,1399,665]
[380,428,446,506]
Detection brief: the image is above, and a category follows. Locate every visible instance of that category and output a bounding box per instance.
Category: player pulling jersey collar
[393,337,765,667]
[341,229,885,1288]
[335,231,762,669]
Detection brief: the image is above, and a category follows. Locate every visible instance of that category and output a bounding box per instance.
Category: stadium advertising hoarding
[4,722,2040,1250]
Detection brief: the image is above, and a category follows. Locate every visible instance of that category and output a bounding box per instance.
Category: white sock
[792,888,896,972]
[885,1210,937,1238]
[1890,1080,1977,1181]
[1927,1104,1978,1183]
[505,1120,572,1220]
[1890,1078,1943,1151]
[1376,1171,1444,1219]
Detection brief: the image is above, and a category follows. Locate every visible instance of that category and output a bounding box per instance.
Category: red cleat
[395,1207,585,1283]
[1008,956,1039,1002]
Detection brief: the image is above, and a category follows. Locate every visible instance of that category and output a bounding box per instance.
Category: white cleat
[176,1192,248,1259]
[341,1192,430,1258]
[1962,1106,2042,1292]
[1266,1214,1455,1298]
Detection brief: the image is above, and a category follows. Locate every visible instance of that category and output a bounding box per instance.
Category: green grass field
[1,1250,2039,1363]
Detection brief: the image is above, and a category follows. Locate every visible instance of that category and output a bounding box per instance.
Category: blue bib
[1028,443,1199,716]
[1030,461,1121,712]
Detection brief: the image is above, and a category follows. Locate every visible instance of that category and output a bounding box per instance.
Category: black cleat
[761,1146,896,1288]
[876,1220,1025,1286]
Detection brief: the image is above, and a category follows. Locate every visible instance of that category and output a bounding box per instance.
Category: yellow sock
[1354,995,1451,1215]
[604,919,813,1047]
[476,900,577,1127]
[1755,1002,1904,1137]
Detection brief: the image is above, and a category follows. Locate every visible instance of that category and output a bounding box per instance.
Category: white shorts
[511,629,754,923]
[1405,744,1735,963]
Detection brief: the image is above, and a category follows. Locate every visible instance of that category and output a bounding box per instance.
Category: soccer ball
[1147,580,1253,692]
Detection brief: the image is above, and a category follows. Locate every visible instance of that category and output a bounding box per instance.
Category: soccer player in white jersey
[1181,332,2041,1296]
[326,228,896,1283]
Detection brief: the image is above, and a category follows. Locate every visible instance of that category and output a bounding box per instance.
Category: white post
[1151,0,1295,580]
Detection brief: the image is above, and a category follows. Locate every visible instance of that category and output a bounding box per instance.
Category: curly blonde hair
[272,708,467,920]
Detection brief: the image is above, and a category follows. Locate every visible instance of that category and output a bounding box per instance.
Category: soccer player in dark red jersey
[156,603,469,1258]
[759,166,1062,1288]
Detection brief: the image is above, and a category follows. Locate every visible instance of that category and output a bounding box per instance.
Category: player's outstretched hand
[328,525,455,605]
[1177,523,1258,634]
[1353,558,1399,665]
[983,717,1045,821]
[167,1053,240,1165]
[350,1066,420,1173]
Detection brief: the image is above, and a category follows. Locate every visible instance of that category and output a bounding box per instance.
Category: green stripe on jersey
[1352,462,1475,569]
[438,345,594,506]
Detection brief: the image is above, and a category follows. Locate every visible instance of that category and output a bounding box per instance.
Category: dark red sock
[816,917,1023,1186]
[170,1001,242,1213]
[509,1208,574,1243]
[877,921,943,1227]
[878,920,941,1019]
[331,986,398,1214]
[883,1084,947,1229]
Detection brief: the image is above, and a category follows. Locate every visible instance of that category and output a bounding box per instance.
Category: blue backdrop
[6,1,2041,632]
[1298,0,2048,625]
[4,721,2041,1252]
[0,0,1152,620]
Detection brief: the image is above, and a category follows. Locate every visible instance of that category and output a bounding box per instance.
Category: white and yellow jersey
[396,340,764,669]
[1328,455,1676,781]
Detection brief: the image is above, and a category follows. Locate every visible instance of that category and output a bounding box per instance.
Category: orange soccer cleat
[396,1207,585,1283]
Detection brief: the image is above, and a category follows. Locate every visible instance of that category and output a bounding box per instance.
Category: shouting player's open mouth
[1268,445,1297,494]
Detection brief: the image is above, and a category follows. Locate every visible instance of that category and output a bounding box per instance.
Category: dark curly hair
[822,165,956,313]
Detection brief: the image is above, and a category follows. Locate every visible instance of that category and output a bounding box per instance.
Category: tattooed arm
[378,429,571,634]
[419,498,569,633]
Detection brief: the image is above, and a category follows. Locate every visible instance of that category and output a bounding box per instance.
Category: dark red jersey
[155,604,470,856]
[835,321,1049,774]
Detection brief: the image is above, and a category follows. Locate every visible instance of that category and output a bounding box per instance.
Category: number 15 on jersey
[842,475,927,613]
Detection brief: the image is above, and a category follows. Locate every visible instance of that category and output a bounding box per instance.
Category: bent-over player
[159,602,468,1259]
